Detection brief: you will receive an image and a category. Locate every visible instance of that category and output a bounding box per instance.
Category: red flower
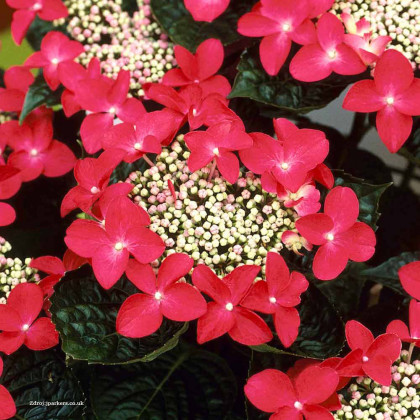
[337,320,401,386]
[295,186,376,280]
[75,70,146,154]
[25,32,84,90]
[245,365,339,420]
[6,111,76,182]
[117,253,207,338]
[6,0,68,45]
[387,300,420,347]
[241,252,308,348]
[192,264,273,345]
[163,39,231,98]
[240,118,329,193]
[103,111,177,163]
[65,196,165,289]
[290,13,366,82]
[0,165,21,201]
[0,66,34,112]
[343,49,420,153]
[399,261,420,300]
[0,203,16,227]
[238,0,317,75]
[60,150,126,217]
[185,120,253,183]
[184,0,229,22]
[0,357,16,420]
[277,183,321,216]
[0,283,59,355]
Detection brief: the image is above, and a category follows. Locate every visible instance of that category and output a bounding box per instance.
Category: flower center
[269,296,277,304]
[108,107,116,114]
[90,186,99,194]
[294,401,303,410]
[154,291,163,300]
[281,162,289,170]
[386,96,395,105]
[32,2,42,10]
[363,356,369,362]
[134,142,142,150]
[282,23,291,32]
[114,242,124,251]
[30,149,38,156]
[225,302,234,311]
[326,233,334,241]
[51,58,59,65]
[327,50,337,59]
[213,147,220,156]
[22,324,30,331]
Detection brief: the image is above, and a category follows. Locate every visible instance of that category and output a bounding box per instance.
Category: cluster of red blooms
[0,0,419,418]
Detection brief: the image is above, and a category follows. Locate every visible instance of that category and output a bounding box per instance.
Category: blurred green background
[0,4,33,68]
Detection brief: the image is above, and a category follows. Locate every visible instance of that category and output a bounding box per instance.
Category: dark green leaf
[50,266,188,364]
[252,284,345,359]
[110,157,151,185]
[151,0,254,50]
[20,73,62,123]
[229,48,363,113]
[334,171,392,230]
[90,345,237,420]
[26,17,68,51]
[360,252,420,296]
[0,347,85,419]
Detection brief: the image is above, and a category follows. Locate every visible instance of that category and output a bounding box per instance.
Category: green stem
[408,342,415,364]
[14,414,26,420]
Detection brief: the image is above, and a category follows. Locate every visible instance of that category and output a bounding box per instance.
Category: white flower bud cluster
[126,136,302,276]
[55,0,176,97]
[334,352,420,420]
[332,0,420,68]
[0,237,39,303]
[0,113,13,125]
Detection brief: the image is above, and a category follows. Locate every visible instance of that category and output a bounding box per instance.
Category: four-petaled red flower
[184,0,230,23]
[240,118,329,193]
[185,120,253,184]
[0,66,34,113]
[4,110,76,182]
[387,300,420,347]
[241,252,308,348]
[296,186,376,280]
[6,0,68,45]
[25,31,84,90]
[337,320,401,386]
[245,365,339,420]
[290,13,366,82]
[0,357,16,420]
[117,253,207,338]
[399,261,420,301]
[65,196,165,289]
[192,264,273,345]
[0,283,59,355]
[343,49,420,153]
[238,0,319,76]
[163,38,231,98]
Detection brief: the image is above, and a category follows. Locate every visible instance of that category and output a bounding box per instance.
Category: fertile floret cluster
[127,137,302,276]
[56,0,176,96]
[0,237,38,303]
[334,351,420,420]
[332,0,420,68]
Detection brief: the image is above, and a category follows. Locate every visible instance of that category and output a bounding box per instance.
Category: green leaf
[252,284,345,359]
[50,266,188,364]
[0,347,85,419]
[229,48,362,113]
[360,252,420,296]
[26,17,68,51]
[90,345,237,420]
[334,171,392,230]
[110,157,151,185]
[150,0,254,50]
[20,73,62,123]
